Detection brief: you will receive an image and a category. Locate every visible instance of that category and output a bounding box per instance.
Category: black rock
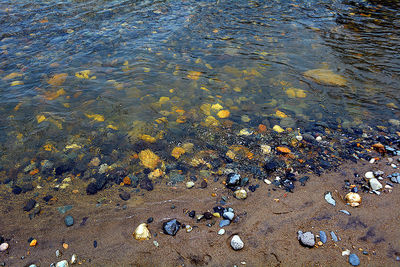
[282,179,295,192]
[86,182,98,195]
[204,212,213,220]
[226,173,240,188]
[21,183,34,193]
[93,240,98,248]
[43,195,53,202]
[119,191,131,201]
[200,180,208,189]
[55,162,73,175]
[140,177,153,191]
[264,160,279,174]
[163,219,181,236]
[213,206,225,216]
[188,210,196,218]
[299,176,309,186]
[147,217,154,224]
[23,199,36,212]
[12,186,22,195]
[190,176,197,182]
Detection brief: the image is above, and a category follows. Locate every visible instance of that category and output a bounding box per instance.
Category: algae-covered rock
[138,149,160,169]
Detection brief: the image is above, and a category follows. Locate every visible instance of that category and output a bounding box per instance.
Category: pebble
[56,249,61,257]
[297,231,315,247]
[234,189,247,200]
[230,235,244,250]
[186,181,195,188]
[365,171,374,179]
[295,135,303,141]
[185,225,193,233]
[119,191,131,201]
[218,229,225,235]
[342,249,351,256]
[71,254,77,264]
[64,215,74,227]
[223,211,234,221]
[316,136,322,141]
[0,243,9,252]
[369,178,382,191]
[23,199,37,212]
[56,260,69,267]
[349,254,360,266]
[162,219,181,236]
[219,219,230,227]
[339,210,351,216]
[324,192,336,206]
[319,231,327,244]
[330,231,338,242]
[226,173,241,188]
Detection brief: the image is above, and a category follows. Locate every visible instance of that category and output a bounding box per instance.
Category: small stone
[316,136,322,141]
[219,219,230,227]
[185,225,193,233]
[218,229,225,235]
[324,192,336,206]
[56,260,69,267]
[133,223,151,240]
[223,211,234,221]
[264,179,271,185]
[297,231,315,247]
[342,249,351,256]
[153,240,159,247]
[162,219,181,236]
[345,192,361,207]
[119,191,131,201]
[226,173,241,188]
[295,135,303,141]
[234,189,247,200]
[230,235,244,250]
[56,249,61,257]
[319,231,327,244]
[188,210,196,218]
[186,181,195,188]
[64,215,74,227]
[339,210,351,216]
[330,231,338,242]
[349,254,360,266]
[365,171,374,179]
[369,178,382,191]
[70,254,77,264]
[23,199,37,212]
[0,243,9,252]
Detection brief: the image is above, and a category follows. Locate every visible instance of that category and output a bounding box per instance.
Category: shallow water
[0,0,399,181]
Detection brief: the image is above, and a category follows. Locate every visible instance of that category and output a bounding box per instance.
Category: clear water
[0,0,399,170]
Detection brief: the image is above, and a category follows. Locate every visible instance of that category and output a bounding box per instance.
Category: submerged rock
[133,223,151,240]
[319,231,327,244]
[349,254,360,266]
[226,173,241,188]
[163,219,181,236]
[303,69,346,86]
[324,192,336,206]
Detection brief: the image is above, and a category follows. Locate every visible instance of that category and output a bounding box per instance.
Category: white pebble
[365,171,374,179]
[56,260,69,267]
[370,178,383,191]
[234,189,247,200]
[186,181,195,189]
[385,185,393,189]
[369,158,375,164]
[56,249,61,257]
[264,179,271,185]
[71,254,77,264]
[185,225,193,233]
[342,249,351,256]
[153,240,159,247]
[218,229,225,235]
[388,158,393,163]
[295,135,303,141]
[316,136,322,141]
[391,164,397,169]
[0,243,9,252]
[230,235,244,250]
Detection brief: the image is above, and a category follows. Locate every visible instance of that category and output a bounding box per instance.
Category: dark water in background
[0,0,399,170]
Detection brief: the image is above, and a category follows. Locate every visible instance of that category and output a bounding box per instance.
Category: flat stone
[219,219,230,227]
[349,254,360,266]
[369,178,382,191]
[64,215,74,227]
[162,219,181,236]
[319,231,327,244]
[223,211,234,221]
[298,231,315,247]
[330,231,338,242]
[324,192,335,206]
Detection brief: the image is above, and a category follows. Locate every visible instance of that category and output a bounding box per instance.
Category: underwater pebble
[324,192,336,206]
[230,235,244,250]
[186,181,195,188]
[234,189,247,200]
[264,179,271,185]
[345,192,361,207]
[298,231,315,247]
[71,254,77,264]
[219,219,230,227]
[153,241,159,247]
[133,223,151,240]
[56,249,61,257]
[223,211,234,221]
[163,219,181,236]
[339,210,351,216]
[316,136,322,141]
[342,249,351,256]
[349,254,360,266]
[218,229,225,235]
[64,215,74,227]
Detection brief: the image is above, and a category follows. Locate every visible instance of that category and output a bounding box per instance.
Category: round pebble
[56,260,69,267]
[64,215,74,227]
[365,171,374,179]
[230,235,244,250]
[297,231,315,247]
[349,254,360,266]
[0,243,9,252]
[218,229,225,235]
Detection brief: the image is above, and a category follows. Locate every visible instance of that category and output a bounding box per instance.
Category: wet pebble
[230,235,244,250]
[223,211,234,221]
[0,243,9,252]
[339,210,351,216]
[12,186,22,195]
[297,231,315,247]
[64,215,74,227]
[349,254,360,266]
[218,229,225,235]
[324,192,335,206]
[186,181,194,188]
[188,210,196,218]
[163,219,181,236]
[226,173,241,188]
[234,189,247,200]
[369,178,382,191]
[146,217,154,224]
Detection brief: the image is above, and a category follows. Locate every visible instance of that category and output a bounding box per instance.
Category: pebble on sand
[349,254,360,266]
[230,235,244,250]
[0,243,9,252]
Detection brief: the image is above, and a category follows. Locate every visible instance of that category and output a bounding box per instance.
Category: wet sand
[1,158,400,267]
